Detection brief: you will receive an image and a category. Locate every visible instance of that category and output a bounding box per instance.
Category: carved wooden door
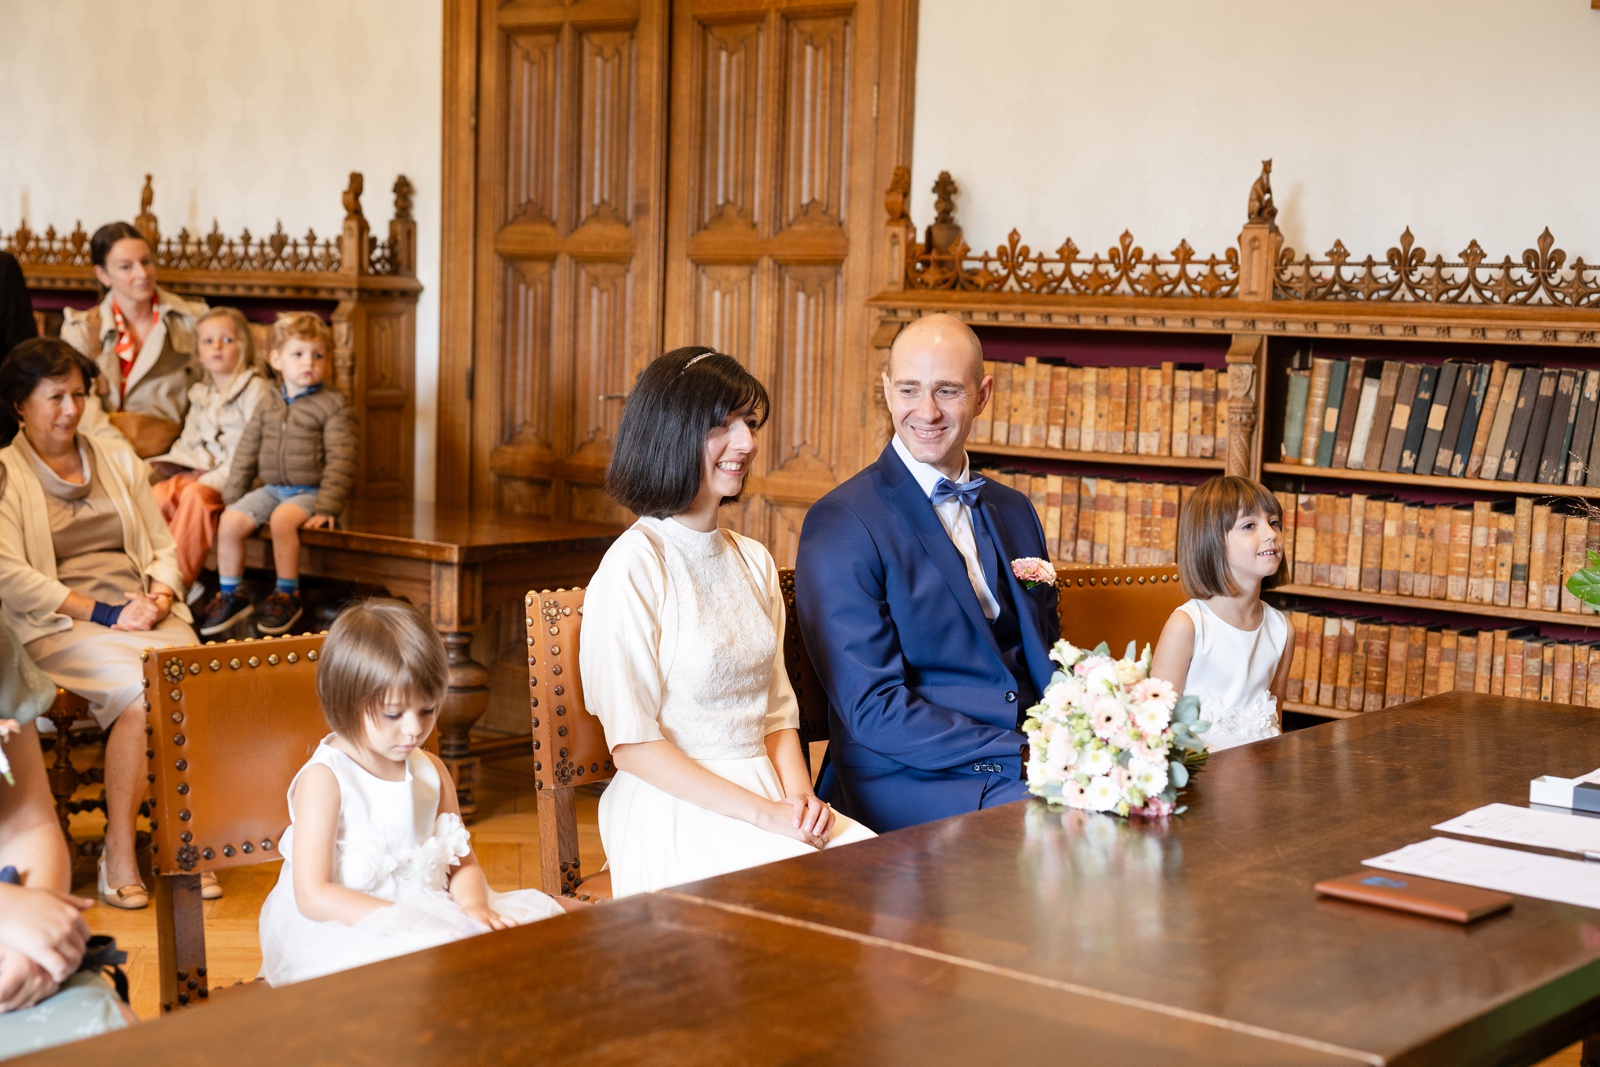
[470,0,669,520]
[661,0,910,564]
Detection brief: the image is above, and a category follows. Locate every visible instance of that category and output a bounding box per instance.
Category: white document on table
[1434,803,1600,856]
[1365,837,1600,910]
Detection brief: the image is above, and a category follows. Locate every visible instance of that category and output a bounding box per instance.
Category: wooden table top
[17,894,1361,1066]
[672,693,1600,1067]
[292,500,621,564]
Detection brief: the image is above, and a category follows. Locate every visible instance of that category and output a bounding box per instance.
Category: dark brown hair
[1176,475,1284,598]
[89,222,150,269]
[316,598,448,736]
[605,347,770,518]
[0,337,98,446]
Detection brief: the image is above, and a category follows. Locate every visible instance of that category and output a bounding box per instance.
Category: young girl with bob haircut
[1150,475,1294,751]
[258,598,568,985]
[581,346,874,898]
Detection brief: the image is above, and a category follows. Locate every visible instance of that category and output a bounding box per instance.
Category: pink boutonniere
[1011,557,1057,589]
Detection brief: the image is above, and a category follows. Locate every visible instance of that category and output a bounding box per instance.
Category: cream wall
[0,0,443,500]
[912,1,1600,267]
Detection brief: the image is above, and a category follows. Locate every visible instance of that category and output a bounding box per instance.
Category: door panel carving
[504,31,561,228]
[781,16,851,228]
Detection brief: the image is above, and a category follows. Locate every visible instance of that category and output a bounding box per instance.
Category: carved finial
[135,174,159,245]
[140,175,154,216]
[884,166,911,225]
[392,175,414,221]
[926,171,962,255]
[342,172,365,221]
[1246,159,1277,226]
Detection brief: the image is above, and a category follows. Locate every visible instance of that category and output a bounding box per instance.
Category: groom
[795,313,1060,832]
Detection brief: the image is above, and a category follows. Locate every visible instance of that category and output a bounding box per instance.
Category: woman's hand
[0,946,59,1013]
[785,792,835,841]
[0,885,92,982]
[754,798,827,850]
[111,591,162,631]
[461,904,513,932]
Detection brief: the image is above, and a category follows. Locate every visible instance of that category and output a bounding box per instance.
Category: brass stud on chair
[189,663,201,674]
[307,650,318,661]
[229,658,241,670]
[247,656,260,668]
[267,654,279,666]
[209,659,221,671]
[286,653,298,664]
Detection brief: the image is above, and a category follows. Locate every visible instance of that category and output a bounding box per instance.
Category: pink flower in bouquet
[1063,779,1089,806]
[1130,677,1174,704]
[1089,697,1127,740]
[1136,795,1176,818]
[1011,557,1057,589]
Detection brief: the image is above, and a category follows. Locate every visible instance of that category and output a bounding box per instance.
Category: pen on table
[1584,851,1600,863]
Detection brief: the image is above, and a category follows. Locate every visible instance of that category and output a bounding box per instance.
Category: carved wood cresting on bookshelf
[11,174,420,501]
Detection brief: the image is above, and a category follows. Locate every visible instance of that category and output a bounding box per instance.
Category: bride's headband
[683,351,717,371]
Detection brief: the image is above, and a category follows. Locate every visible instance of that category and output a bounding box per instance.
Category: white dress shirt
[891,435,1000,621]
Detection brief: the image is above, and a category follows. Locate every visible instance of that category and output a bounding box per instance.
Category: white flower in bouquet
[1078,744,1115,778]
[1085,775,1120,812]
[1131,759,1169,795]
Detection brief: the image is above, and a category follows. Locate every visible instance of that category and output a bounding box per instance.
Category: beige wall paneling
[469,0,670,521]
[662,0,915,564]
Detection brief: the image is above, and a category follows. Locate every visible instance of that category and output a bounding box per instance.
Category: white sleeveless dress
[581,516,875,898]
[258,739,565,985]
[1175,599,1288,751]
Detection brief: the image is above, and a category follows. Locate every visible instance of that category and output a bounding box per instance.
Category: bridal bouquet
[1022,640,1208,818]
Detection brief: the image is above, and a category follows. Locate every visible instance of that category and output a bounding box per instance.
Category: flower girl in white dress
[582,347,875,898]
[259,599,569,985]
[1150,476,1295,751]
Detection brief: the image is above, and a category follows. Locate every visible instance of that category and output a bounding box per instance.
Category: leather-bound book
[1510,497,1534,608]
[1033,361,1054,449]
[1485,629,1506,695]
[1427,361,1472,476]
[1500,368,1555,482]
[1382,625,1408,708]
[1438,630,1459,694]
[972,361,997,443]
[1562,515,1589,614]
[1479,365,1526,479]
[1413,509,1435,599]
[1492,504,1515,607]
[1277,492,1297,576]
[1545,512,1568,612]
[1042,474,1062,556]
[1577,646,1593,705]
[1285,611,1311,702]
[1315,359,1349,468]
[1281,367,1311,463]
[1362,361,1404,472]
[1349,621,1371,705]
[1380,500,1405,595]
[1423,629,1442,695]
[1465,360,1509,477]
[1315,871,1513,924]
[1318,616,1341,705]
[1057,475,1079,561]
[1135,367,1158,455]
[1455,630,1479,693]
[1398,364,1438,474]
[1445,507,1472,602]
[1144,365,1166,455]
[1528,504,1551,611]
[1301,612,1325,706]
[1301,357,1335,467]
[1029,476,1049,539]
[1313,493,1336,586]
[1171,369,1190,457]
[1466,500,1494,604]
[1397,505,1420,596]
[991,362,1014,445]
[1294,493,1317,585]
[1379,363,1422,473]
[1523,639,1545,699]
[1535,368,1580,484]
[1346,368,1383,470]
[1334,618,1357,708]
[1360,497,1387,593]
[1062,367,1083,451]
[1430,504,1452,599]
[1554,643,1575,704]
[1198,368,1219,457]
[1446,363,1491,477]
[1109,366,1132,454]
[1405,626,1429,700]
[1014,358,1039,449]
[1082,367,1103,452]
[1107,481,1128,565]
[1160,484,1180,566]
[1049,366,1072,451]
[1157,362,1175,456]
[1504,637,1525,698]
[1329,357,1366,468]
[1569,369,1600,484]
[1090,367,1110,452]
[1330,495,1352,588]
[1362,624,1391,712]
[1076,478,1097,563]
[1345,494,1368,591]
[1414,361,1459,476]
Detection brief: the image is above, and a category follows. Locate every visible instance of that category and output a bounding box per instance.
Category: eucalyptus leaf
[1169,760,1189,788]
[1092,641,1111,657]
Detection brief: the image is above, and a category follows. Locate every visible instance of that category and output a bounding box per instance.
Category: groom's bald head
[887,313,985,386]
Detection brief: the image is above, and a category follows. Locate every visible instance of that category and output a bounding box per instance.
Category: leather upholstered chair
[525,588,614,901]
[1056,566,1188,657]
[777,568,830,772]
[143,633,328,1011]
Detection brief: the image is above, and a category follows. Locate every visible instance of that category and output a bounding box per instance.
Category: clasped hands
[0,884,94,1012]
[765,792,834,849]
[110,589,172,632]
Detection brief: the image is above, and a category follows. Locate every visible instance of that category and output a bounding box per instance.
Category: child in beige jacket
[148,308,271,595]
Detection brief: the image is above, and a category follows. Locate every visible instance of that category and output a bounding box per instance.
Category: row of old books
[1277,492,1595,615]
[1285,609,1600,712]
[977,468,1194,565]
[971,359,1227,458]
[1279,357,1600,485]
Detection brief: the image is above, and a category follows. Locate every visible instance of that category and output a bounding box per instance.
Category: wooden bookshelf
[1269,583,1600,629]
[1282,700,1360,720]
[975,443,1225,470]
[1261,462,1600,501]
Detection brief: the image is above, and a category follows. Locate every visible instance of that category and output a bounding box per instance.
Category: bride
[580,347,875,897]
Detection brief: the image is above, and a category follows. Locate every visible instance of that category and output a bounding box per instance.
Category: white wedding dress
[258,739,565,985]
[582,516,875,898]
[1175,599,1288,751]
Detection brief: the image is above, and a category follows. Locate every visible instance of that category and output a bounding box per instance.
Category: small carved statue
[884,166,911,226]
[135,174,159,245]
[392,175,415,222]
[1247,160,1277,226]
[139,175,154,217]
[342,172,365,221]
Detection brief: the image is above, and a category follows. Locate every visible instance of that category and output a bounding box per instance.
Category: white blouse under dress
[581,516,874,897]
[1175,599,1289,751]
[257,739,564,985]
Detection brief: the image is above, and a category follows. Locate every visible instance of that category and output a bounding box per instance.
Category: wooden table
[244,499,618,816]
[670,693,1600,1066]
[18,894,1363,1066]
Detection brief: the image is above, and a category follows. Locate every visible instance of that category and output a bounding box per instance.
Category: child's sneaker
[199,590,253,637]
[256,590,304,636]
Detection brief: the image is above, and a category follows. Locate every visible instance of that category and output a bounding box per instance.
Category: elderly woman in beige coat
[0,339,203,909]
[58,222,205,456]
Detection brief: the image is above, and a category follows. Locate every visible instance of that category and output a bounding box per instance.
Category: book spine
[1466,360,1509,478]
[1335,618,1357,709]
[1510,497,1534,607]
[1330,495,1352,589]
[1158,362,1175,457]
[1448,363,1490,478]
[1379,363,1421,473]
[1380,501,1404,595]
[1345,494,1367,592]
[1466,500,1493,604]
[1399,364,1437,475]
[1062,367,1083,452]
[1295,494,1317,585]
[972,361,997,443]
[1492,507,1515,607]
[1285,611,1311,703]
[1198,368,1218,457]
[1429,504,1452,599]
[1361,501,1385,593]
[1301,358,1334,466]
[1316,360,1348,468]
[1313,493,1336,587]
[1032,361,1053,449]
[1331,357,1367,469]
[1416,361,1460,477]
[1480,366,1525,480]
[1171,370,1190,458]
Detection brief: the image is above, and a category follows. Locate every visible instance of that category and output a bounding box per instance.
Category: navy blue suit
[795,444,1060,832]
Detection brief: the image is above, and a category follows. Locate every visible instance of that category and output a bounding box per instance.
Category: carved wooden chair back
[143,633,328,1011]
[1056,566,1187,658]
[777,568,830,766]
[526,588,614,901]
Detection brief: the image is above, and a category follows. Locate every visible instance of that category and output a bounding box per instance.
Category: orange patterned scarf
[109,300,158,398]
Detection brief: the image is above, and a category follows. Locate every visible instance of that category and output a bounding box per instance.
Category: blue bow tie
[931,476,985,508]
